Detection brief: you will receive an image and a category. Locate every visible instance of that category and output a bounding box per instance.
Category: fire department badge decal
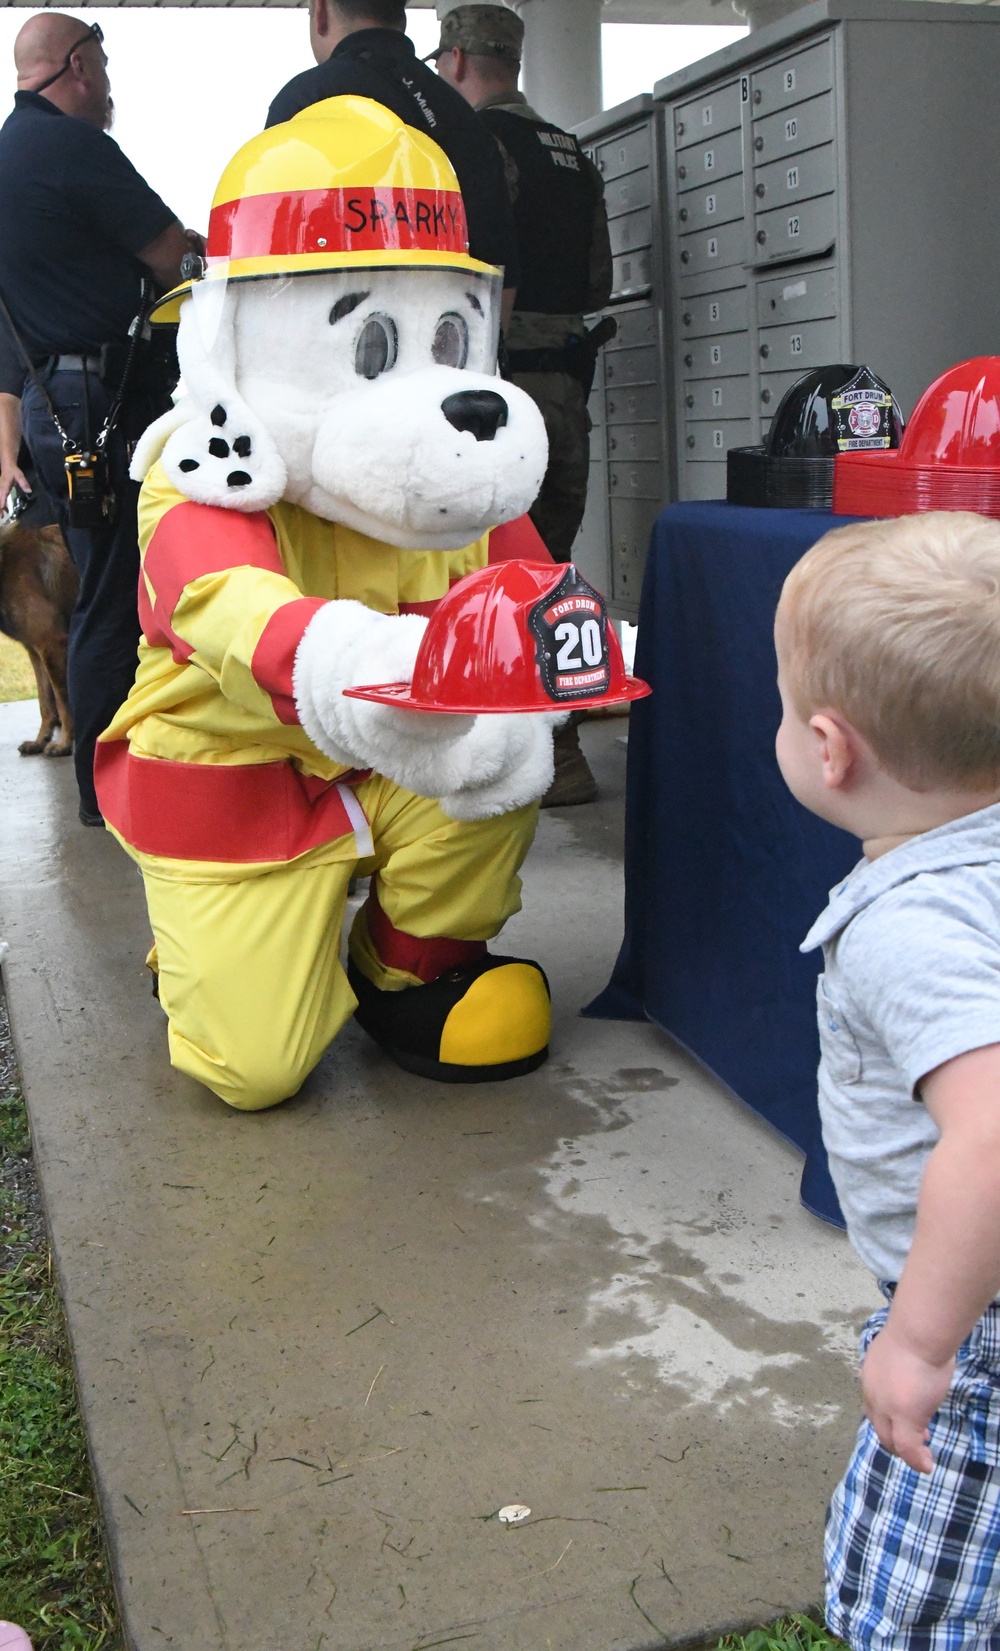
[831,366,898,452]
[528,566,611,704]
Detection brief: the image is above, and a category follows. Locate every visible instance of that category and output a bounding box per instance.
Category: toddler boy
[775,512,1000,1651]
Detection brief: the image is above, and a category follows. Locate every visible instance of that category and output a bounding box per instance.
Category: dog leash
[0,280,152,456]
[0,287,76,452]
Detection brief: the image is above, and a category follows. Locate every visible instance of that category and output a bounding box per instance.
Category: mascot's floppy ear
[137,284,287,512]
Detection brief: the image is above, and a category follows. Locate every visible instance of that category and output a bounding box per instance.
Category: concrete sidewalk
[0,699,876,1651]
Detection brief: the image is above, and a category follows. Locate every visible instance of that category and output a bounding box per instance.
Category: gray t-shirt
[802,801,1000,1282]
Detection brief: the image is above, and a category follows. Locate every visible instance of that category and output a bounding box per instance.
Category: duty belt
[507,318,619,388]
[507,345,579,375]
[44,354,103,375]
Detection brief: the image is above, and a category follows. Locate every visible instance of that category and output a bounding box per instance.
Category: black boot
[540,716,597,808]
[347,954,551,1083]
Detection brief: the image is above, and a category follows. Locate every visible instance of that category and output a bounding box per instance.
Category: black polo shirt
[0,91,175,391]
[267,29,520,288]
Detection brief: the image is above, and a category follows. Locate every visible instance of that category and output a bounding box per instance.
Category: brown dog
[0,516,78,756]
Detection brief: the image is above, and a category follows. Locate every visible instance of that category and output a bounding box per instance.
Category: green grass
[0,992,120,1650]
[721,1614,843,1651]
[0,632,37,704]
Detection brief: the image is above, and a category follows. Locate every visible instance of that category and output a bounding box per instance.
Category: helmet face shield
[165,254,542,550]
[185,259,232,365]
[184,261,503,399]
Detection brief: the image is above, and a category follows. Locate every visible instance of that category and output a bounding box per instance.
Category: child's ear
[811,712,857,790]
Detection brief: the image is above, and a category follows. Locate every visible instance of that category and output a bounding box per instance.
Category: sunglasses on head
[33,22,104,93]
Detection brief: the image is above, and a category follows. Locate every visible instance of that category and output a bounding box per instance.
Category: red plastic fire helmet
[833,357,1000,518]
[344,559,652,715]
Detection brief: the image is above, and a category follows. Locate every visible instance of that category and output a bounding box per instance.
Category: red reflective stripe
[138,569,193,663]
[144,502,285,653]
[251,597,327,726]
[398,599,440,617]
[208,187,469,262]
[365,878,487,984]
[488,516,554,565]
[95,742,365,864]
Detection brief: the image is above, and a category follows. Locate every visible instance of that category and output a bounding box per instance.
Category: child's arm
[861,1040,1000,1473]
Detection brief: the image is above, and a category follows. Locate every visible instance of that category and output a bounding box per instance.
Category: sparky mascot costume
[94,98,561,1111]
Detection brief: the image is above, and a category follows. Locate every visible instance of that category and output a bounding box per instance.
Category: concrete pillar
[515,0,603,131]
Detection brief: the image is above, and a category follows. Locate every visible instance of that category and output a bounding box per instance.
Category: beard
[102,96,114,131]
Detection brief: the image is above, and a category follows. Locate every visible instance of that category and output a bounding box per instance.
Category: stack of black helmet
[727,364,904,509]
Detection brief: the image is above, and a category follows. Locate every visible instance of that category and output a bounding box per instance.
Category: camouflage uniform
[490,96,613,562]
[431,7,614,804]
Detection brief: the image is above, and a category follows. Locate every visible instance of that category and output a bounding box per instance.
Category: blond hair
[777,512,1000,790]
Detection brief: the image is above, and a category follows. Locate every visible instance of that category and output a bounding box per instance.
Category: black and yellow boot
[347,954,551,1083]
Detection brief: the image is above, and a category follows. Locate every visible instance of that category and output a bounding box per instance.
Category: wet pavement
[0,699,877,1651]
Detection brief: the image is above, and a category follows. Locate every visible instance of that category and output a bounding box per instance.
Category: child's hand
[860,1324,954,1474]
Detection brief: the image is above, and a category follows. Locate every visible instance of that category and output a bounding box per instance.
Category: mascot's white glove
[293,600,562,819]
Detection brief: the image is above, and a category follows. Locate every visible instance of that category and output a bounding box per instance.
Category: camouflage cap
[426,5,524,63]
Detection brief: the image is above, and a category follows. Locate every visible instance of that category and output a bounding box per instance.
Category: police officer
[0,12,197,826]
[267,0,520,324]
[434,4,614,806]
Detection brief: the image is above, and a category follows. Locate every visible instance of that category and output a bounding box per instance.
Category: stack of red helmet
[833,357,1000,518]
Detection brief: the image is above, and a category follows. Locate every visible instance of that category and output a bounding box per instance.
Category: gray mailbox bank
[574,0,1000,618]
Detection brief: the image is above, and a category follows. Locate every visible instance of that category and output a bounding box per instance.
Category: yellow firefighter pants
[131,772,539,1111]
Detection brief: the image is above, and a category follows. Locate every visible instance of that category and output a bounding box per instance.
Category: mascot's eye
[355,314,398,379]
[432,313,470,370]
[330,291,369,325]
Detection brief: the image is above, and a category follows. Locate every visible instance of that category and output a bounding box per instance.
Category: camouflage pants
[510,370,591,563]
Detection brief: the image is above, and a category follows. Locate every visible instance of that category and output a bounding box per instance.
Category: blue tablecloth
[587,502,865,1225]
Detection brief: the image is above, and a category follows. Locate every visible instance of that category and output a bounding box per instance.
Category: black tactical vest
[479,107,598,315]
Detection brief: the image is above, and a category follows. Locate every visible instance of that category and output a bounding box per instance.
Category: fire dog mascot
[95,97,560,1111]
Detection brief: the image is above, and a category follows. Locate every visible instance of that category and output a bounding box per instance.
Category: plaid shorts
[825,1298,1000,1651]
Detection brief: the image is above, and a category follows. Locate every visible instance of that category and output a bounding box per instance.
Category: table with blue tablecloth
[587,502,866,1225]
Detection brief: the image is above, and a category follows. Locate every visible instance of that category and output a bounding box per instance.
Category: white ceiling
[411,0,735,16]
[0,0,737,19]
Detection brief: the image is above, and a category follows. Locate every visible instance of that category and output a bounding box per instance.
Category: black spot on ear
[208,437,230,459]
[211,405,227,427]
[329,291,370,326]
[227,470,252,488]
[232,435,252,458]
[178,459,199,472]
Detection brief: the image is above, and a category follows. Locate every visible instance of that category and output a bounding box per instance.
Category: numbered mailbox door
[750,39,833,115]
[757,316,840,371]
[753,93,834,165]
[678,174,745,231]
[684,376,752,420]
[754,144,835,212]
[682,331,751,379]
[754,194,836,263]
[676,129,744,190]
[684,420,752,460]
[678,219,747,276]
[679,285,749,339]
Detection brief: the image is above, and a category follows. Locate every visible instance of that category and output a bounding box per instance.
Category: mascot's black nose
[441,390,509,443]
